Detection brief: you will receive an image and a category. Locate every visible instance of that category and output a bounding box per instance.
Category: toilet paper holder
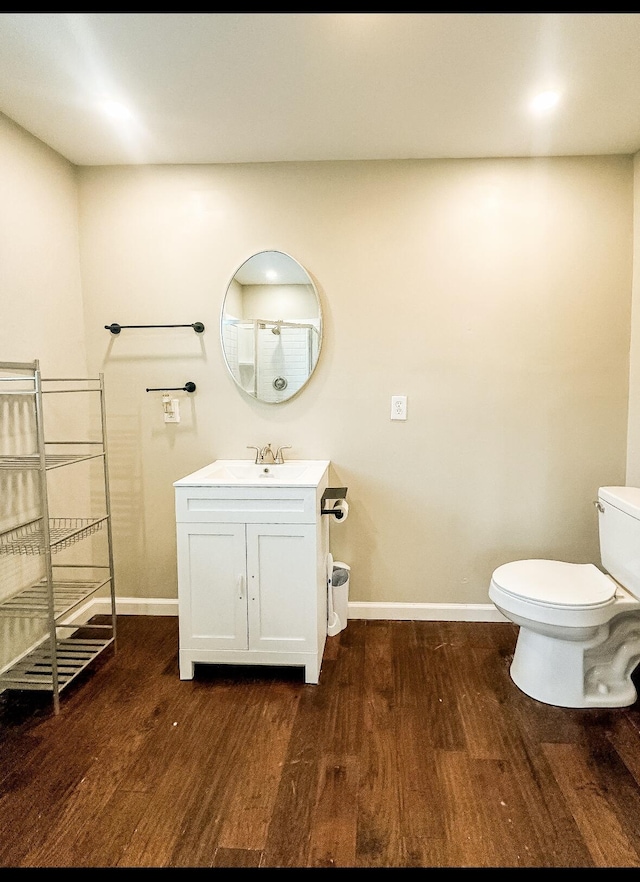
[321,487,348,517]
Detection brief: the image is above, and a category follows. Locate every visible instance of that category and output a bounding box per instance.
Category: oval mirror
[220,250,323,403]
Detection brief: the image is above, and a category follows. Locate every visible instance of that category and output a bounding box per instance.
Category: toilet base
[510,616,640,708]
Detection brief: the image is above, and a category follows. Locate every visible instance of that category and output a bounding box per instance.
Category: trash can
[328,560,350,636]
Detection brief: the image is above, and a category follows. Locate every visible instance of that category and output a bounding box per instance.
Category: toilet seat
[491,559,615,610]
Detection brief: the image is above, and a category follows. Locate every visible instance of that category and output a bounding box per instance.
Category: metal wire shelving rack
[0,359,117,713]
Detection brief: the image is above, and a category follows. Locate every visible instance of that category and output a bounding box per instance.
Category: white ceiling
[1,12,640,167]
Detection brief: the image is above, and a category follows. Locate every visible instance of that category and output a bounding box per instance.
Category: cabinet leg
[179,654,195,680]
[304,660,320,685]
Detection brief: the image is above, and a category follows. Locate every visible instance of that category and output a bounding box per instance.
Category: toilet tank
[598,486,640,598]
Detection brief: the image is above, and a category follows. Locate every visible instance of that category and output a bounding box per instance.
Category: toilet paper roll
[330,498,349,522]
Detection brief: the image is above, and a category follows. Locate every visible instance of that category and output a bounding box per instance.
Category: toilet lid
[491,559,615,609]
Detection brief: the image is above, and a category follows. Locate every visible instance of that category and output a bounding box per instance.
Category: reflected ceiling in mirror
[220,251,323,403]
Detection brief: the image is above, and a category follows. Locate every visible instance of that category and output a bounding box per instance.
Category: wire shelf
[0,517,107,555]
[0,577,112,619]
[0,636,114,692]
[0,452,105,470]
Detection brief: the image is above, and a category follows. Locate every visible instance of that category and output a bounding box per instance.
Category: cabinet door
[246,523,316,653]
[177,522,248,650]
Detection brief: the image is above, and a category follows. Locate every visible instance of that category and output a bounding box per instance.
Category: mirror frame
[220,250,323,404]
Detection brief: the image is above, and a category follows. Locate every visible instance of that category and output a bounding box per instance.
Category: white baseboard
[84,597,179,618]
[85,597,508,623]
[348,601,508,622]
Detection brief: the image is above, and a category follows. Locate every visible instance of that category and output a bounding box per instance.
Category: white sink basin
[209,462,310,481]
[174,459,330,487]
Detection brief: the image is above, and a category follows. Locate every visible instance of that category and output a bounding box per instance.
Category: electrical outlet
[391,395,407,420]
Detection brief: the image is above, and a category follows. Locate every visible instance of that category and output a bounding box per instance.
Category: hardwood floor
[1,615,640,867]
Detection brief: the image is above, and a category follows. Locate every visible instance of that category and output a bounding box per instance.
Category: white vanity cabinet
[174,460,330,684]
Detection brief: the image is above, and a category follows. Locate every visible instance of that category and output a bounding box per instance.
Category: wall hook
[105,322,205,334]
[146,382,196,393]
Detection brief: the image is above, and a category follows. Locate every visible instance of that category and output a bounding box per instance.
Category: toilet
[489,486,640,708]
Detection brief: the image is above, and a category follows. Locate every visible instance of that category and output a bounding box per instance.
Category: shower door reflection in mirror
[220,251,323,403]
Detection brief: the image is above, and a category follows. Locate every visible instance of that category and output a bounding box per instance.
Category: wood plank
[261,669,333,867]
[542,741,640,867]
[215,676,301,851]
[212,847,262,868]
[606,715,640,786]
[355,620,403,867]
[307,753,359,867]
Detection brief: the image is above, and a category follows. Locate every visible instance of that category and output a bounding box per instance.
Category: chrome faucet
[247,443,291,464]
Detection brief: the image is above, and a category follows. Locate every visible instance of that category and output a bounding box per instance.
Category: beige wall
[0,113,635,613]
[75,157,633,606]
[0,113,86,375]
[0,114,88,669]
[626,151,640,485]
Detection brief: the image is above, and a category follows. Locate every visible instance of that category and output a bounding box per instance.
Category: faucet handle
[275,445,292,464]
[247,445,260,464]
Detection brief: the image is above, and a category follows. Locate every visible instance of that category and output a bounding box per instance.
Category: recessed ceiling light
[530,90,561,113]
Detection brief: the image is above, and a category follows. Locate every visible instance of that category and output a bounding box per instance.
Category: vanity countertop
[174,459,330,488]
